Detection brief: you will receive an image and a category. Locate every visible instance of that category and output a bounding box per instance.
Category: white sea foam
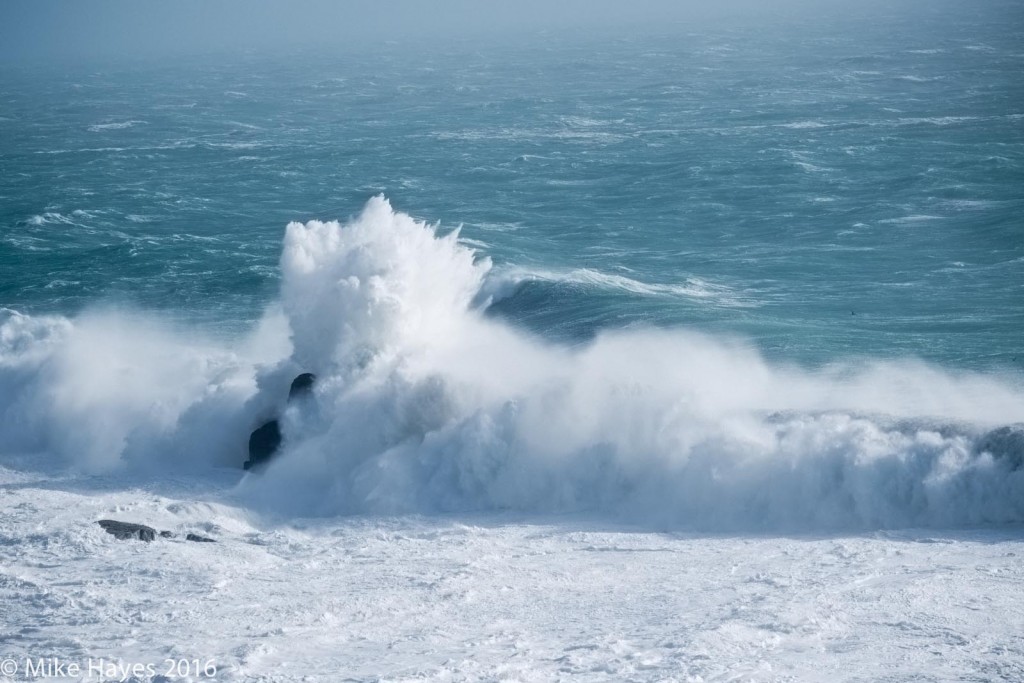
[896,116,978,126]
[87,120,145,132]
[879,214,945,224]
[1,198,1023,530]
[26,212,74,226]
[25,209,105,226]
[777,120,829,129]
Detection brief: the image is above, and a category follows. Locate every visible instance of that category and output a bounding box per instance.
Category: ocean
[4,6,1022,366]
[1,3,1024,679]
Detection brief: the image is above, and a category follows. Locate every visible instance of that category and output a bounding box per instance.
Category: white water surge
[2,196,1023,531]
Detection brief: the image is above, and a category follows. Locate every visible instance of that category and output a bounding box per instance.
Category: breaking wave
[478,266,753,309]
[2,196,1024,531]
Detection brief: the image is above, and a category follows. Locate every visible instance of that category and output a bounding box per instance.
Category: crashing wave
[1,197,1023,530]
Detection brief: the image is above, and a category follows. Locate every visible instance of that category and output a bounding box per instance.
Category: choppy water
[3,4,1022,367]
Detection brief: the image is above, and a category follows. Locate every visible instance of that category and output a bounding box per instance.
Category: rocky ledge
[97,519,216,543]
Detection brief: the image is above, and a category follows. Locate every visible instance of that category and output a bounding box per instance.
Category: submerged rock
[98,520,157,542]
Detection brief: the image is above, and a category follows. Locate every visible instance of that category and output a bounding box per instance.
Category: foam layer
[2,197,1023,530]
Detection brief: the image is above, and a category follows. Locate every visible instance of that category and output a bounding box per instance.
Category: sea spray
[1,198,1023,529]
[245,197,1024,528]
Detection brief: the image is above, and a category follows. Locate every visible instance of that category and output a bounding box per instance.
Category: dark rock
[98,520,157,542]
[185,533,216,543]
[159,530,175,538]
[244,373,317,471]
[288,372,316,400]
[244,419,281,471]
[976,425,1024,470]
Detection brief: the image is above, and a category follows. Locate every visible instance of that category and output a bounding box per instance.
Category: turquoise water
[2,6,1022,369]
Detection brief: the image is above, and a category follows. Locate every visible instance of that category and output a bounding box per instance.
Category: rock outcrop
[244,373,316,471]
[244,419,282,471]
[186,533,217,543]
[288,372,316,400]
[97,520,217,543]
[97,520,157,542]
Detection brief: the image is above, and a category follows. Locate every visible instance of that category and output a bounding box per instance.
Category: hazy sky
[2,0,1016,65]
[0,0,864,63]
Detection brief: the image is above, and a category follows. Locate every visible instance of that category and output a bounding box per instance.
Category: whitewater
[3,2,1024,679]
[2,197,1024,680]
[3,196,1023,529]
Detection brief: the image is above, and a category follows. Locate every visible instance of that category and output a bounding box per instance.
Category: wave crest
[2,197,1023,530]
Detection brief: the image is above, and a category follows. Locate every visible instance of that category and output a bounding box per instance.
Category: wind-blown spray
[1,197,1022,530]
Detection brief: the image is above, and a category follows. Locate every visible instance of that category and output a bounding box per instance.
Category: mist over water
[1,1,1022,529]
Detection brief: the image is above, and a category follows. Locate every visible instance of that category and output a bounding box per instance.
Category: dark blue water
[2,4,1022,368]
